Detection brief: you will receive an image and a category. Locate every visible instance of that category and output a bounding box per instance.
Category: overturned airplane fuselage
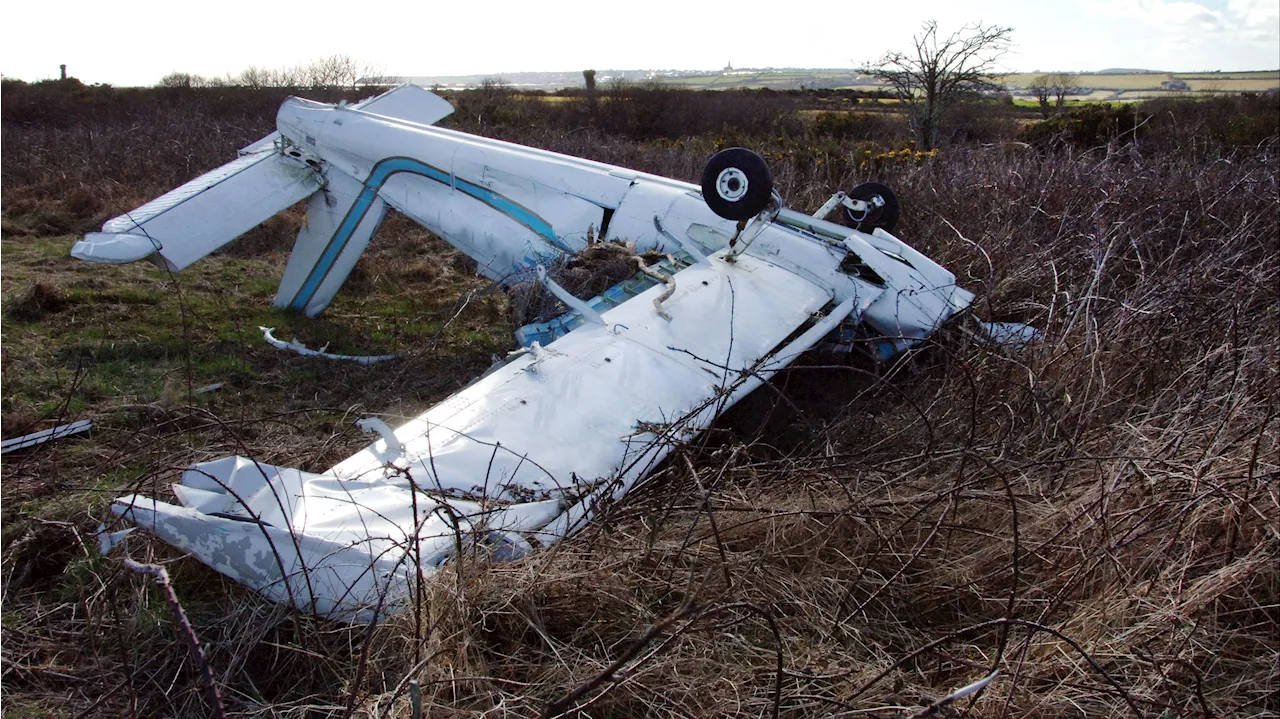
[77,86,973,622]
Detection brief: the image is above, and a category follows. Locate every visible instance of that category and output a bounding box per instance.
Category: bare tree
[219,55,377,90]
[156,72,225,89]
[157,72,198,89]
[1028,72,1078,118]
[864,21,1013,149]
[235,65,271,89]
[304,54,365,89]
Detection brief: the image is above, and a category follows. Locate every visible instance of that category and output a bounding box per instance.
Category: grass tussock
[5,281,67,323]
[1,83,1277,717]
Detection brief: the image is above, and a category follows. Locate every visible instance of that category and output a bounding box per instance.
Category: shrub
[1141,94,1280,150]
[1018,103,1145,149]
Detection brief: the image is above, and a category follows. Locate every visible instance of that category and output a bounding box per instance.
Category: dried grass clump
[5,280,67,322]
[507,240,664,327]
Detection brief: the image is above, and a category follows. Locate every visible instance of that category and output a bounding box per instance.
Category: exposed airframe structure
[73,86,975,623]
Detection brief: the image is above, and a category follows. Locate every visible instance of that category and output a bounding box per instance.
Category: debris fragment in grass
[0,419,93,454]
[259,326,398,364]
[978,320,1042,349]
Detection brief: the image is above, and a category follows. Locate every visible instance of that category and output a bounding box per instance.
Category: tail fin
[271,85,456,316]
[71,141,322,270]
[274,169,387,316]
[72,85,458,316]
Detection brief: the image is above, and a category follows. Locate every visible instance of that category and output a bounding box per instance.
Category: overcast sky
[2,0,1276,86]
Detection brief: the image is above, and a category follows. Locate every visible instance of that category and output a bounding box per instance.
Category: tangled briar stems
[2,87,1277,717]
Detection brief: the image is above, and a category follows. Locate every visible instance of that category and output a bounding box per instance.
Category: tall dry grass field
[2,81,1277,717]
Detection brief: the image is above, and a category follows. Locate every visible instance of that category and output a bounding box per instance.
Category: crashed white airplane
[75,85,974,622]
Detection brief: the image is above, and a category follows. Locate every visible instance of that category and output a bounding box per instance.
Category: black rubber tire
[700,148,774,221]
[846,182,900,233]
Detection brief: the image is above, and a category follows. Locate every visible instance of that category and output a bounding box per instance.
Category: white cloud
[1078,0,1278,68]
[1089,0,1277,37]
[1228,0,1280,39]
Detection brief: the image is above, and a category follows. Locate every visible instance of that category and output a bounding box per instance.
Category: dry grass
[1,85,1277,718]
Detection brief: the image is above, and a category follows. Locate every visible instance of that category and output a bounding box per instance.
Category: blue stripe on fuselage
[289,156,566,311]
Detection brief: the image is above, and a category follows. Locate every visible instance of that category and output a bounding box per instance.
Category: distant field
[1174,71,1280,80]
[1181,77,1279,91]
[1004,72,1165,90]
[661,71,877,91]
[1006,71,1279,93]
[659,70,1280,96]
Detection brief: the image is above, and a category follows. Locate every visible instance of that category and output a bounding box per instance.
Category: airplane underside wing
[113,232,890,623]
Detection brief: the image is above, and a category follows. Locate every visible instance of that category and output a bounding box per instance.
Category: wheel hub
[716,168,749,202]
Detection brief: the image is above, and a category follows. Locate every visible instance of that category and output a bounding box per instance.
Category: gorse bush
[810,110,905,141]
[1017,102,1145,149]
[1016,94,1280,154]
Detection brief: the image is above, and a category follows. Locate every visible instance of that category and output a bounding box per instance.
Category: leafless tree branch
[862,20,1013,148]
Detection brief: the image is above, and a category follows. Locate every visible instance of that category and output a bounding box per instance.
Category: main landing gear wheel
[846,181,900,234]
[700,148,774,221]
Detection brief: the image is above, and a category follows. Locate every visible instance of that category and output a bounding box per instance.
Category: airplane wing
[108,238,885,622]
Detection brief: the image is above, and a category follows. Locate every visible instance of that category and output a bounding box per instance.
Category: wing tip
[71,233,158,264]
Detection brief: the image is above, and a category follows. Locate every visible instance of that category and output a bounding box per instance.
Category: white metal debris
[259,327,398,364]
[979,321,1043,349]
[1,419,93,454]
[96,524,137,554]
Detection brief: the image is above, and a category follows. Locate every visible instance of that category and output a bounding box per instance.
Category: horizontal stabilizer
[71,144,323,271]
[352,84,454,127]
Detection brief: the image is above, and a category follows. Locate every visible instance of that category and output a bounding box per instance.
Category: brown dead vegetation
[4,281,67,323]
[1,83,1277,718]
[506,241,667,327]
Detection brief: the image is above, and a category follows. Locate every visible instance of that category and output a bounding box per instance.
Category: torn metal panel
[1,419,93,454]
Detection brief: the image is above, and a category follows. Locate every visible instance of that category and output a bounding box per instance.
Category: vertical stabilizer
[275,170,388,316]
